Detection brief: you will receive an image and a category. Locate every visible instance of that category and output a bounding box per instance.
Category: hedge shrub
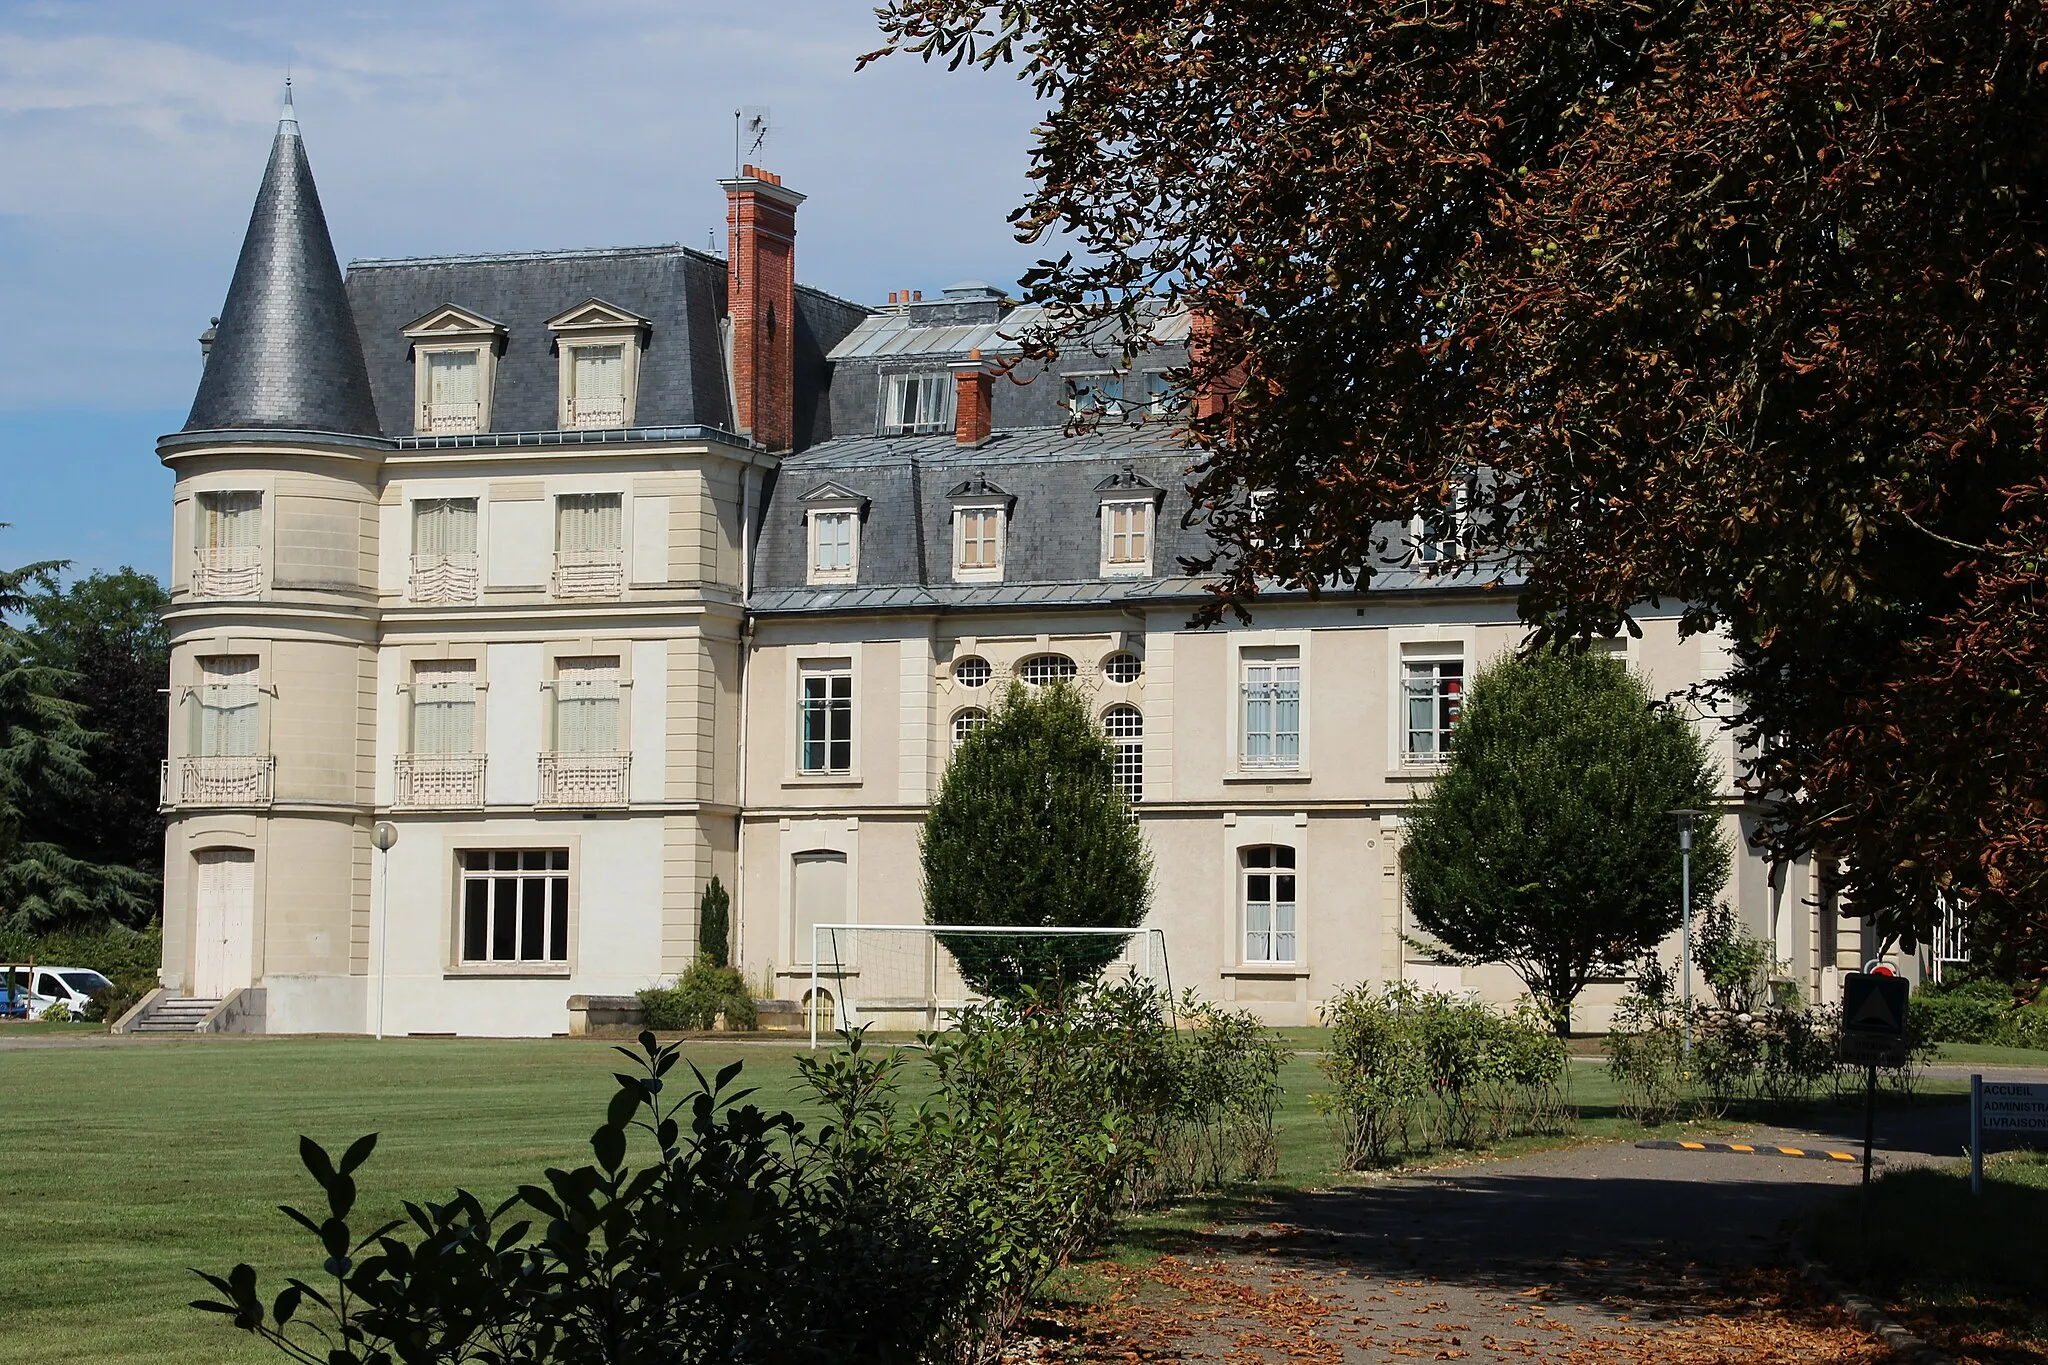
[638,955,758,1031]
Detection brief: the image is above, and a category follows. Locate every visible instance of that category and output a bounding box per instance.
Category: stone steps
[130,997,223,1032]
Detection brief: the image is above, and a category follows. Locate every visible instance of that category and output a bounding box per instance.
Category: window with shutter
[553,494,625,598]
[410,499,480,603]
[554,657,620,754]
[411,660,477,755]
[422,350,482,433]
[197,656,260,757]
[568,345,627,427]
[193,492,263,597]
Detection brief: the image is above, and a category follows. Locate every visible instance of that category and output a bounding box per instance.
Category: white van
[0,965,114,1020]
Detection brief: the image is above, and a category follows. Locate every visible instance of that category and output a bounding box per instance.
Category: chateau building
[140,98,1875,1037]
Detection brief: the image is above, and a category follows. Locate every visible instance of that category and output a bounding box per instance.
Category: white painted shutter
[411,660,477,755]
[575,346,624,399]
[413,499,479,556]
[554,656,619,754]
[428,350,479,404]
[557,494,623,554]
[198,656,260,756]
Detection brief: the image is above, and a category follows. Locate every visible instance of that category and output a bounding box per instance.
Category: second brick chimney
[951,350,994,446]
[720,164,805,451]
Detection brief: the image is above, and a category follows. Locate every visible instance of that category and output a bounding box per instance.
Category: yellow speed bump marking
[1637,1139,1858,1162]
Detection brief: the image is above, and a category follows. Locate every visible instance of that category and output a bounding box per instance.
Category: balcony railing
[393,755,487,810]
[421,400,481,434]
[162,755,276,808]
[409,552,480,604]
[537,753,631,807]
[566,396,627,429]
[552,550,624,599]
[192,547,262,600]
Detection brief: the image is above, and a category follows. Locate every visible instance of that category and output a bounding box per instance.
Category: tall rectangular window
[881,372,955,434]
[1243,846,1297,964]
[410,660,477,755]
[193,491,263,597]
[1240,651,1301,769]
[568,345,626,427]
[956,508,1002,576]
[460,849,568,964]
[423,350,482,432]
[196,655,260,757]
[799,662,853,774]
[554,493,625,597]
[553,657,621,754]
[1102,500,1152,572]
[809,510,856,583]
[1404,657,1464,761]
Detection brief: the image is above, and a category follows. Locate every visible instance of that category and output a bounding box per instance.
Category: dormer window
[881,372,955,435]
[403,306,506,435]
[800,481,868,586]
[1142,371,1183,418]
[1097,467,1165,577]
[1065,372,1125,416]
[547,299,649,430]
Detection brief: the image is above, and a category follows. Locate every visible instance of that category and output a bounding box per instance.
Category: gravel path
[1055,1104,1991,1363]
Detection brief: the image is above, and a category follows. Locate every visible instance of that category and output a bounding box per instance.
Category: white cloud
[0,0,1054,409]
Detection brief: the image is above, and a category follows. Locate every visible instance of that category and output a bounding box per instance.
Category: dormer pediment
[1096,466,1166,499]
[946,474,1013,507]
[546,298,652,335]
[402,305,507,342]
[800,480,870,512]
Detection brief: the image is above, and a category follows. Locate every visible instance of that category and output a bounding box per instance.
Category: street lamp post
[1670,809,1706,1065]
[372,821,399,1041]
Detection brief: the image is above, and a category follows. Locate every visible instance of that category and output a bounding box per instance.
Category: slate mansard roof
[751,424,1214,614]
[343,248,866,443]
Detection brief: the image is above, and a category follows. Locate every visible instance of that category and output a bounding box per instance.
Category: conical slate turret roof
[184,89,381,435]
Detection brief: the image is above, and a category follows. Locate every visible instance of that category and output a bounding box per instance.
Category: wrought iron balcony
[551,550,624,599]
[393,755,487,810]
[536,753,631,808]
[566,396,626,429]
[191,547,262,600]
[421,400,481,434]
[409,552,480,604]
[162,755,276,808]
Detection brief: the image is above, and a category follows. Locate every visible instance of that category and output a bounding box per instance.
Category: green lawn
[0,1031,1962,1365]
[1930,1041,2048,1068]
[0,1036,816,1365]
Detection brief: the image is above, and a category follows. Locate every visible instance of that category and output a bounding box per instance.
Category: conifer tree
[697,875,730,968]
[922,680,1152,999]
[1402,650,1729,1034]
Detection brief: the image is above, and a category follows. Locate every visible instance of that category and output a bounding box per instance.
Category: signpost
[1969,1076,2047,1196]
[1838,967,1911,1217]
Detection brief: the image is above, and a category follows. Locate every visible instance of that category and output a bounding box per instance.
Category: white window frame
[409,659,479,756]
[1231,640,1306,776]
[547,302,647,430]
[551,656,624,756]
[805,504,861,586]
[952,501,1007,583]
[1410,486,1469,570]
[1099,498,1156,577]
[796,658,855,777]
[457,848,570,966]
[949,707,989,753]
[1064,371,1125,416]
[409,497,481,603]
[879,371,957,435]
[1241,844,1299,965]
[553,491,626,599]
[1102,703,1143,803]
[194,654,261,758]
[192,490,264,599]
[403,307,504,435]
[1400,648,1465,767]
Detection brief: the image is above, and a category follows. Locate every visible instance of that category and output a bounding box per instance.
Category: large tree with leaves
[867,0,2048,986]
[1402,650,1729,1033]
[0,560,159,932]
[922,681,1153,998]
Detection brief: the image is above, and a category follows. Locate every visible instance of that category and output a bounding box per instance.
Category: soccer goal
[805,923,1172,1047]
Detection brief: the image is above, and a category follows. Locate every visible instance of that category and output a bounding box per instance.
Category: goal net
[805,923,1171,1046]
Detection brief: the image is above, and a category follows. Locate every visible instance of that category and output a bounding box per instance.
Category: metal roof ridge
[348,243,715,269]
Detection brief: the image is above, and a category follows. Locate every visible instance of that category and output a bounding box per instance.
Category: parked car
[0,966,115,1020]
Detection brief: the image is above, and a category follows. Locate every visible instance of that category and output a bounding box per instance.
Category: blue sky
[0,0,1047,581]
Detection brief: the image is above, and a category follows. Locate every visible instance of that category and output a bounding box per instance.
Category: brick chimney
[951,349,994,446]
[720,164,805,451]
